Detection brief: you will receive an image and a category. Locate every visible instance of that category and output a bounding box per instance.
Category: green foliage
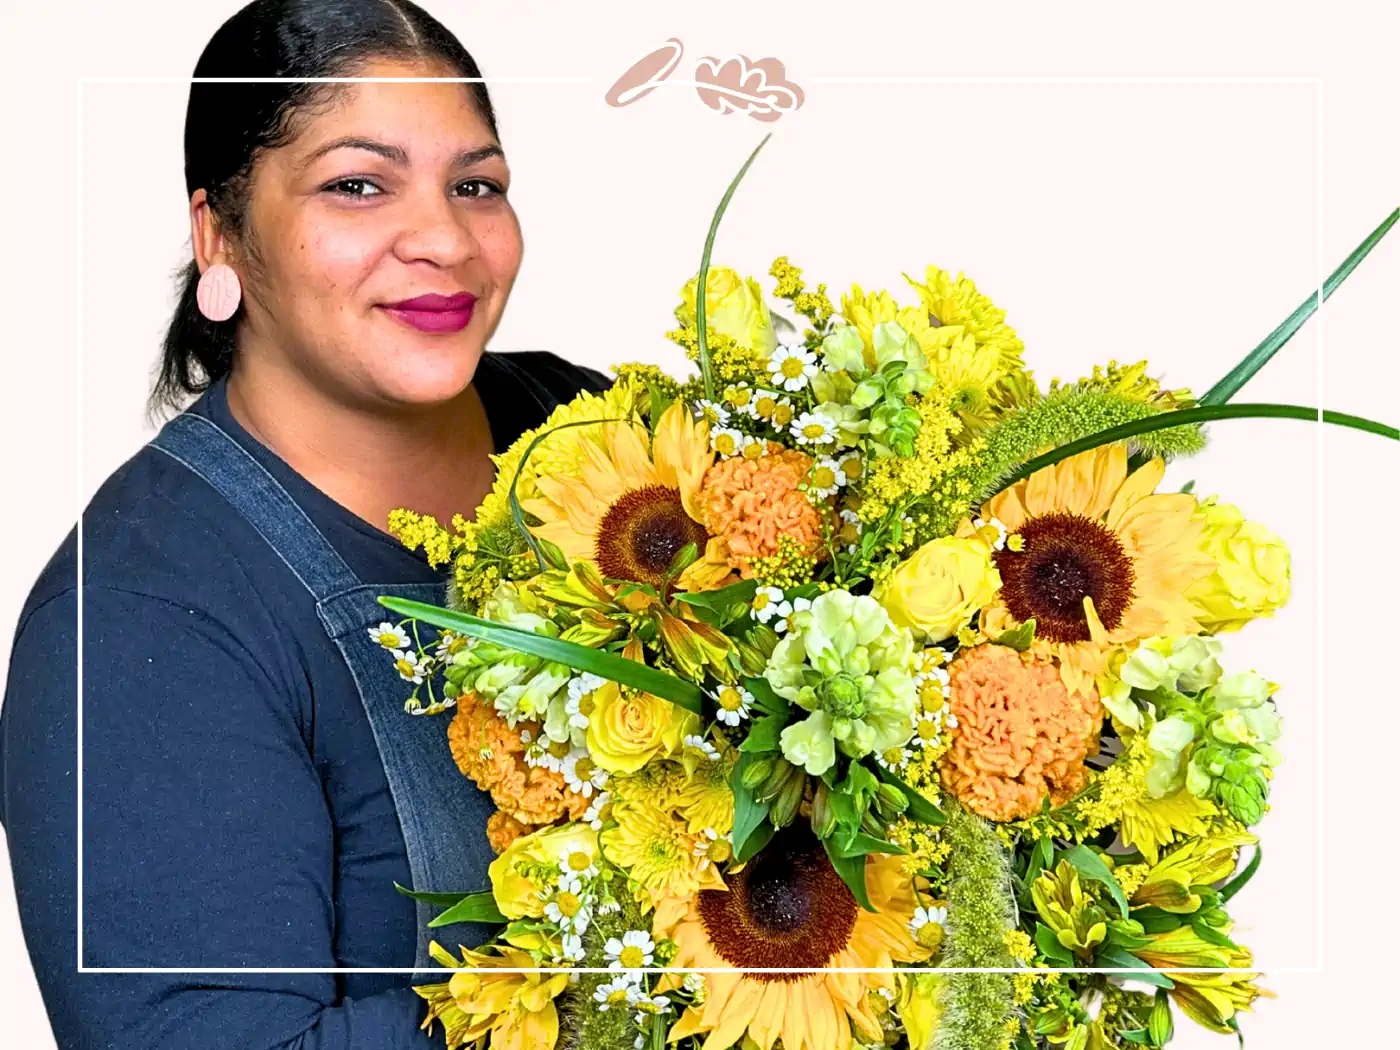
[933,802,1020,1050]
[558,889,650,1050]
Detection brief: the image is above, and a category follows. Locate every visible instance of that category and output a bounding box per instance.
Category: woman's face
[229,57,522,409]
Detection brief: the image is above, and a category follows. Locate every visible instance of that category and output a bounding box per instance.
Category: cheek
[478,212,524,281]
[291,223,383,297]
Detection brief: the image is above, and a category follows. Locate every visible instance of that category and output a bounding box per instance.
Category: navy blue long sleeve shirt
[0,351,610,1050]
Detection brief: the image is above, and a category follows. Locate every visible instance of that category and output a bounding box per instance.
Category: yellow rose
[1186,497,1291,633]
[876,536,1002,642]
[586,680,698,775]
[488,823,599,920]
[675,266,778,357]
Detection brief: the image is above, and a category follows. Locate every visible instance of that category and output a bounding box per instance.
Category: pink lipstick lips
[381,291,477,333]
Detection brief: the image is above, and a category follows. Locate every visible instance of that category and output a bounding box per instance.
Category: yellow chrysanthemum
[900,264,1027,377]
[1119,790,1219,865]
[477,376,641,533]
[973,444,1216,698]
[518,400,732,592]
[656,827,930,1050]
[414,941,571,1050]
[600,796,727,907]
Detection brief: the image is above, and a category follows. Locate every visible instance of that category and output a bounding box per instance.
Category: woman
[0,1,609,1047]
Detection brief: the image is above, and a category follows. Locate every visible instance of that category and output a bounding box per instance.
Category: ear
[189,189,227,272]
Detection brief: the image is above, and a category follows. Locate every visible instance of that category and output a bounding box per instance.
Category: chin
[373,346,484,407]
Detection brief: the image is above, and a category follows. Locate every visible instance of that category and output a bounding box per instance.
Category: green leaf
[730,753,771,859]
[826,832,909,858]
[1118,1029,1151,1045]
[672,578,760,619]
[994,618,1037,652]
[739,713,786,753]
[650,1011,667,1050]
[426,890,507,927]
[992,403,1398,495]
[507,416,627,571]
[393,883,477,907]
[822,837,875,911]
[376,596,704,713]
[695,133,773,400]
[742,676,789,716]
[1190,917,1239,949]
[1094,945,1175,989]
[736,817,776,863]
[1200,207,1399,406]
[1219,844,1262,903]
[1035,922,1075,966]
[1061,845,1130,919]
[872,764,946,825]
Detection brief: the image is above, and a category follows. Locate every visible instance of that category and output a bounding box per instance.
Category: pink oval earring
[196,262,242,322]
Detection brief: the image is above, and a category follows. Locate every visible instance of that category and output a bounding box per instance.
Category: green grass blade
[377,596,705,714]
[696,133,773,401]
[1200,207,1399,406]
[990,402,1397,496]
[508,416,627,572]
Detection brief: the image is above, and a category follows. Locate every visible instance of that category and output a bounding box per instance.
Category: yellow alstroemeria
[414,941,570,1050]
[1132,829,1256,914]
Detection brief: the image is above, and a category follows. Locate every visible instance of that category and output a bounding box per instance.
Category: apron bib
[150,411,496,969]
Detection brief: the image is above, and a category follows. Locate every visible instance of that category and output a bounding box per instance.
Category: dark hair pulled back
[150,0,498,420]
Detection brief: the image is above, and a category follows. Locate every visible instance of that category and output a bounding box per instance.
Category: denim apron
[149,410,498,969]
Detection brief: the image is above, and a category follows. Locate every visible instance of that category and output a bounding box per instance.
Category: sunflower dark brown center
[993,511,1136,644]
[595,484,710,588]
[695,826,858,981]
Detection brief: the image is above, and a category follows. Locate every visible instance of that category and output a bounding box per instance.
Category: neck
[224,354,495,535]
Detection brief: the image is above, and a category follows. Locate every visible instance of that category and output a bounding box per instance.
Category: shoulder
[10,438,313,678]
[488,350,613,406]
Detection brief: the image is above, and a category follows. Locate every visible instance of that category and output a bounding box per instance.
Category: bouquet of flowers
[374,135,1398,1050]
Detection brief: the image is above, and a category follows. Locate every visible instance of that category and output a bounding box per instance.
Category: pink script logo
[606,38,805,122]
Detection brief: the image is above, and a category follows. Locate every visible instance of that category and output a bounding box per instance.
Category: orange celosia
[699,445,828,576]
[486,810,530,854]
[939,644,1103,822]
[447,694,588,831]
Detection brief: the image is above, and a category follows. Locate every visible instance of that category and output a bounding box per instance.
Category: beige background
[2,0,1397,1046]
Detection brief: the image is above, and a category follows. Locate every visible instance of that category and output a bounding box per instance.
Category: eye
[457,178,506,199]
[324,177,382,199]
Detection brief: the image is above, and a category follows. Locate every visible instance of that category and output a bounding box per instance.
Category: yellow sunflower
[518,400,733,592]
[655,827,929,1050]
[971,444,1216,698]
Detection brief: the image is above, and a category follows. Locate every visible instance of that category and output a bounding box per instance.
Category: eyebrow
[300,136,504,170]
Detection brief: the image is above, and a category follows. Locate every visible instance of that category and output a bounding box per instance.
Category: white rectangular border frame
[76,74,1325,975]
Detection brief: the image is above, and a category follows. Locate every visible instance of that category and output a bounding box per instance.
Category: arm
[0,585,439,1050]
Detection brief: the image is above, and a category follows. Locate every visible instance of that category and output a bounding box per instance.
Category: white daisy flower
[682,734,720,762]
[682,971,707,997]
[874,745,912,773]
[710,426,748,458]
[749,586,789,624]
[597,897,622,915]
[544,890,592,935]
[768,343,817,392]
[390,649,428,684]
[558,932,585,962]
[432,629,469,662]
[909,905,948,940]
[630,992,672,1016]
[971,515,1010,551]
[713,685,755,726]
[594,974,638,1011]
[806,456,848,498]
[790,410,834,446]
[691,827,720,857]
[696,399,731,427]
[558,845,599,884]
[561,748,608,796]
[775,595,813,634]
[368,622,410,651]
[910,715,945,749]
[584,789,613,830]
[605,930,655,971]
[565,672,607,731]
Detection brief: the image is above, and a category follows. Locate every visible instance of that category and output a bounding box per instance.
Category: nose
[392,183,482,268]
